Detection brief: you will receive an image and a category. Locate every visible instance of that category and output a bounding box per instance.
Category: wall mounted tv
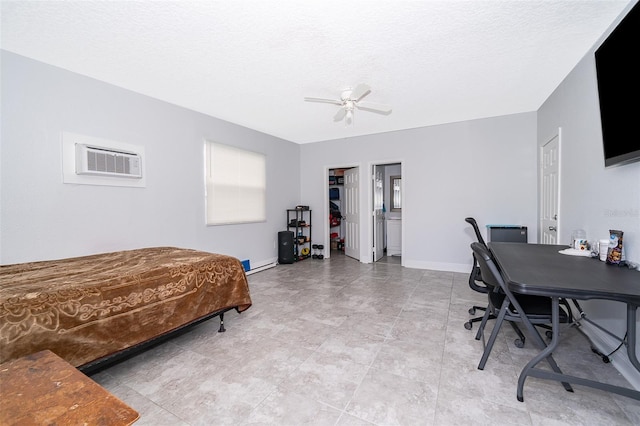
[594,1,640,167]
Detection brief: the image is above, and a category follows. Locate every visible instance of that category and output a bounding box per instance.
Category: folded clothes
[559,248,593,257]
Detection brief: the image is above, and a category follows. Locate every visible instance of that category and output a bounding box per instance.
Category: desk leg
[516,299,640,401]
[516,297,573,401]
[627,304,639,372]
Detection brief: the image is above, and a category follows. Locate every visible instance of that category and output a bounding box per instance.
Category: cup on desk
[599,239,610,261]
[573,239,588,251]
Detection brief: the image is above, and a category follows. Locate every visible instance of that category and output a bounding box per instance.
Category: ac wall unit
[75,144,142,178]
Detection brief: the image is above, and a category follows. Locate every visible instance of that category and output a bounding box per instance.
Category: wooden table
[0,350,139,426]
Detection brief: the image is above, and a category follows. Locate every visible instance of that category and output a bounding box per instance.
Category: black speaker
[278,231,295,264]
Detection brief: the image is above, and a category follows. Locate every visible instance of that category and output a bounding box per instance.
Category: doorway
[372,162,402,264]
[539,129,561,244]
[327,166,359,260]
[325,162,402,264]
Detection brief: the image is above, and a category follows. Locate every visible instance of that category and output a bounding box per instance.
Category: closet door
[344,167,360,260]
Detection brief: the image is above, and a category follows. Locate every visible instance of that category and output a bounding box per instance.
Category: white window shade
[205,142,266,225]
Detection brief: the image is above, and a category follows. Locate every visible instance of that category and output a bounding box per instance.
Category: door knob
[549,226,557,231]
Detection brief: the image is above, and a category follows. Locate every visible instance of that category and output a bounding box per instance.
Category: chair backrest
[470,242,502,289]
[465,217,488,248]
[471,241,564,322]
[466,217,491,291]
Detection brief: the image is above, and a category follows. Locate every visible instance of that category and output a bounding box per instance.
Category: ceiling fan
[304,83,392,124]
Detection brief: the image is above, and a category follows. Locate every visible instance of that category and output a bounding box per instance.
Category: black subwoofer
[278,231,295,264]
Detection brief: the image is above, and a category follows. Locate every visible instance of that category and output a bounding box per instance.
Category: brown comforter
[0,247,252,368]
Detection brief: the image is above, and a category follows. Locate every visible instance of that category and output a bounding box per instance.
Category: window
[205,141,266,225]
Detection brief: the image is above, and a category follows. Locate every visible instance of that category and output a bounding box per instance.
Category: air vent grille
[76,144,142,178]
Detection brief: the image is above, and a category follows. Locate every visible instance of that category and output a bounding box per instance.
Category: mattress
[0,247,252,367]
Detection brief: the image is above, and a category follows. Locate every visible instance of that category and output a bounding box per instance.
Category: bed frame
[79,306,232,374]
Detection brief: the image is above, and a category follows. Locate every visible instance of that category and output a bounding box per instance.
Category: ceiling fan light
[305,83,391,126]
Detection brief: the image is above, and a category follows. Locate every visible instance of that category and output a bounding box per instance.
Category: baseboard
[402,259,470,274]
[244,258,278,275]
[578,320,640,391]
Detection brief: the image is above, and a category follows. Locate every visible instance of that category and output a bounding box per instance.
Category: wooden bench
[0,350,138,425]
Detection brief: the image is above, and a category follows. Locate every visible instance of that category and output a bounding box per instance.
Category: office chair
[463,217,497,331]
[470,242,570,370]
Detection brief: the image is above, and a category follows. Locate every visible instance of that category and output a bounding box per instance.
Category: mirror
[390,175,401,212]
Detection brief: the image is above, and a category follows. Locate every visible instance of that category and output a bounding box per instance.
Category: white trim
[245,260,277,275]
[403,259,470,274]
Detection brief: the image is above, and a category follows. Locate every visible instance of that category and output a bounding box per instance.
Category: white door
[344,167,360,260]
[372,166,384,262]
[540,134,560,244]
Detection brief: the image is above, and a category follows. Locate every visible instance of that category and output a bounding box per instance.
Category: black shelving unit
[287,209,312,261]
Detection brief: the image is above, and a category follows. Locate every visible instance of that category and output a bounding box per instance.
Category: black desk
[489,242,640,401]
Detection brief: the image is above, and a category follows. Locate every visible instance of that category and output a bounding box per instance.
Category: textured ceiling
[1,1,634,144]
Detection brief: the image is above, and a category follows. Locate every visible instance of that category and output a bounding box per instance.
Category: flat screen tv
[594,1,640,167]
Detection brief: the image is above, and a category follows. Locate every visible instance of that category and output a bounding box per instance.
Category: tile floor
[92,253,639,425]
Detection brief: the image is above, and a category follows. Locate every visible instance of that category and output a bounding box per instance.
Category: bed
[0,247,252,372]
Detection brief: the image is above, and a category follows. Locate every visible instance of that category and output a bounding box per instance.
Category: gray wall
[1,51,300,267]
[537,17,640,386]
[300,112,538,272]
[538,50,639,265]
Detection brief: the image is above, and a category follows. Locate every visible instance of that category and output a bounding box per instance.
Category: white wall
[300,113,538,272]
[537,13,640,387]
[0,51,300,267]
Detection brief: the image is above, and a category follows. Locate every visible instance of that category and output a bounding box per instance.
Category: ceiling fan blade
[333,108,347,122]
[350,83,371,101]
[356,101,392,115]
[304,97,342,105]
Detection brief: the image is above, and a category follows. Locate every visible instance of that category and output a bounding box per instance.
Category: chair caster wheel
[468,307,476,315]
[545,331,553,339]
[514,339,525,348]
[464,322,473,330]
